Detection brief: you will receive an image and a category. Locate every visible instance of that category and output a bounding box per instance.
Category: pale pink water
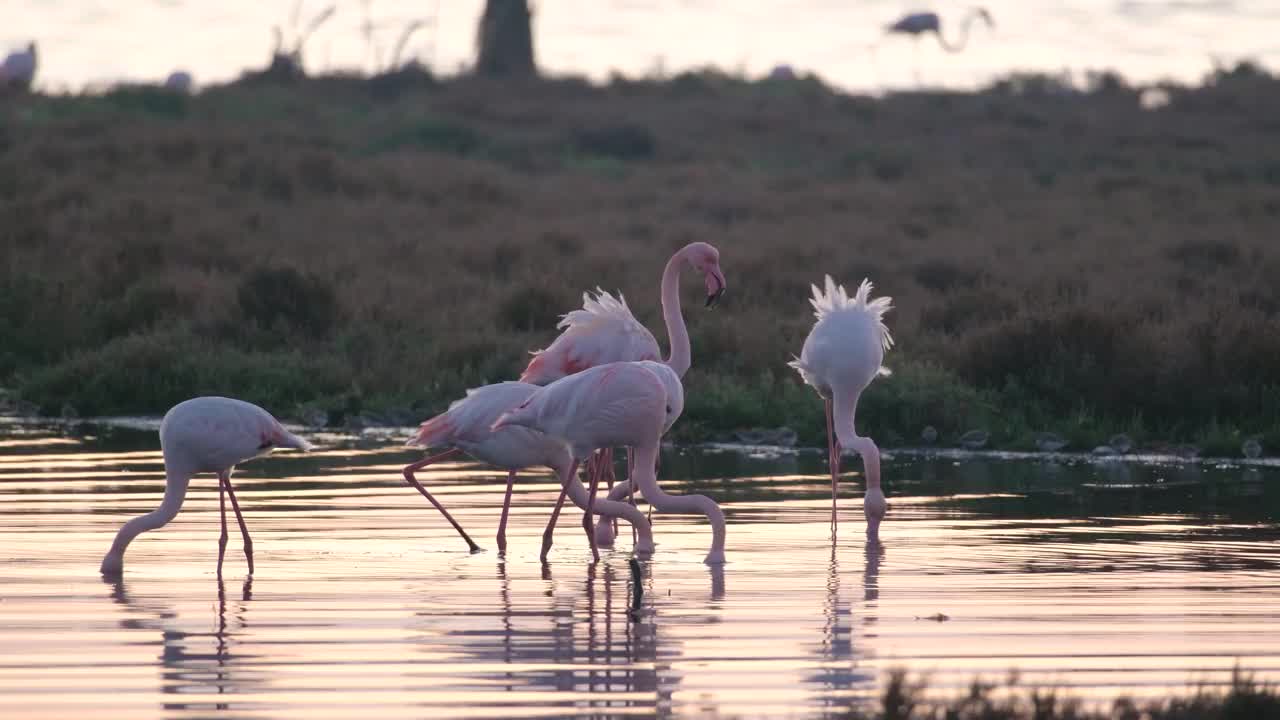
[2,417,1279,718]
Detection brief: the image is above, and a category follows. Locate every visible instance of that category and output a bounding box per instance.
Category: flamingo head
[974,7,995,27]
[864,487,887,538]
[684,242,726,307]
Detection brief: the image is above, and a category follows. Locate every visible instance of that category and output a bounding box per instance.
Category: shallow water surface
[2,416,1279,718]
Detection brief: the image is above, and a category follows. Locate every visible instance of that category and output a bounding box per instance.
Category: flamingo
[402,380,654,559]
[493,360,727,565]
[884,7,993,84]
[99,396,314,578]
[519,241,727,523]
[164,70,194,93]
[788,276,894,542]
[0,42,37,91]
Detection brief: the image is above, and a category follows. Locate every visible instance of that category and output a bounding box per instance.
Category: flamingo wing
[410,382,539,447]
[520,288,661,384]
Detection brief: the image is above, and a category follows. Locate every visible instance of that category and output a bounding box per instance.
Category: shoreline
[3,410,1273,468]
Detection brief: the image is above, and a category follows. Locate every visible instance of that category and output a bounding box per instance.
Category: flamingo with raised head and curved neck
[519,241,726,528]
[402,380,653,559]
[789,276,894,542]
[493,360,726,565]
[886,7,993,53]
[100,396,313,578]
[520,242,726,385]
[884,7,993,85]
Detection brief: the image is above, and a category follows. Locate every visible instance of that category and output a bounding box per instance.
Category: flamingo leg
[217,473,229,578]
[541,459,579,562]
[403,448,480,552]
[221,471,253,575]
[627,446,636,542]
[604,447,619,535]
[826,397,838,538]
[584,451,601,563]
[496,470,516,555]
[912,36,922,86]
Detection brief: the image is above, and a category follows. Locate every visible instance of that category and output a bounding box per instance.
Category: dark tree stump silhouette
[475,0,536,77]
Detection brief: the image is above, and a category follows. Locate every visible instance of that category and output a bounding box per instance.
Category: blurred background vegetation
[3,41,1280,453]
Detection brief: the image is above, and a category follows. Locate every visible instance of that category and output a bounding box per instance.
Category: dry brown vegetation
[864,665,1280,720]
[3,63,1280,451]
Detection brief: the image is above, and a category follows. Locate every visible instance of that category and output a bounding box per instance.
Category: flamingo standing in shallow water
[519,242,727,520]
[494,360,726,565]
[402,381,654,559]
[100,396,313,578]
[789,276,894,542]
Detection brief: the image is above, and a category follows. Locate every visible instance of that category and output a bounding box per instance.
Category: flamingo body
[164,70,194,93]
[405,381,655,557]
[520,290,661,385]
[500,364,668,461]
[790,276,893,540]
[790,276,893,399]
[494,361,725,564]
[100,396,312,577]
[409,382,568,471]
[887,11,941,35]
[0,42,37,90]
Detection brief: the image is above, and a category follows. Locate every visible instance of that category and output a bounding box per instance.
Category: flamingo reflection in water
[107,576,257,713]
[806,541,884,714]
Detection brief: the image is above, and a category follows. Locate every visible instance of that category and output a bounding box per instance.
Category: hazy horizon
[6,0,1280,92]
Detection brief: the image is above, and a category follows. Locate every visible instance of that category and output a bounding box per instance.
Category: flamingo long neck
[833,389,879,491]
[559,460,655,547]
[103,466,192,564]
[937,10,981,53]
[632,444,725,557]
[660,248,692,378]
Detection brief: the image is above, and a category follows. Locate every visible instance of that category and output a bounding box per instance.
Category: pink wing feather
[408,382,540,448]
[519,288,662,385]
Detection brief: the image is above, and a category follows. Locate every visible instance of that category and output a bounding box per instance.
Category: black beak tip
[705,287,726,308]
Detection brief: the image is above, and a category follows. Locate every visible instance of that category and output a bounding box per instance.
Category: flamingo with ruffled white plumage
[789,276,894,542]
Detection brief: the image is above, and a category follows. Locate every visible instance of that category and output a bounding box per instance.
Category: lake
[8,0,1280,93]
[1,413,1279,718]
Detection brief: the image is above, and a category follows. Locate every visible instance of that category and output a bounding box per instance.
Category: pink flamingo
[518,241,727,517]
[519,242,726,385]
[402,381,654,559]
[493,360,727,565]
[100,396,313,578]
[788,276,894,542]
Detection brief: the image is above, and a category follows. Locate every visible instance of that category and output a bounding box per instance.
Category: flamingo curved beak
[705,268,727,308]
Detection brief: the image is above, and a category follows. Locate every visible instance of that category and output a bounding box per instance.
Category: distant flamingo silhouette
[789,276,894,542]
[519,242,726,524]
[100,396,314,578]
[403,380,653,559]
[0,42,37,91]
[884,7,994,84]
[494,360,726,565]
